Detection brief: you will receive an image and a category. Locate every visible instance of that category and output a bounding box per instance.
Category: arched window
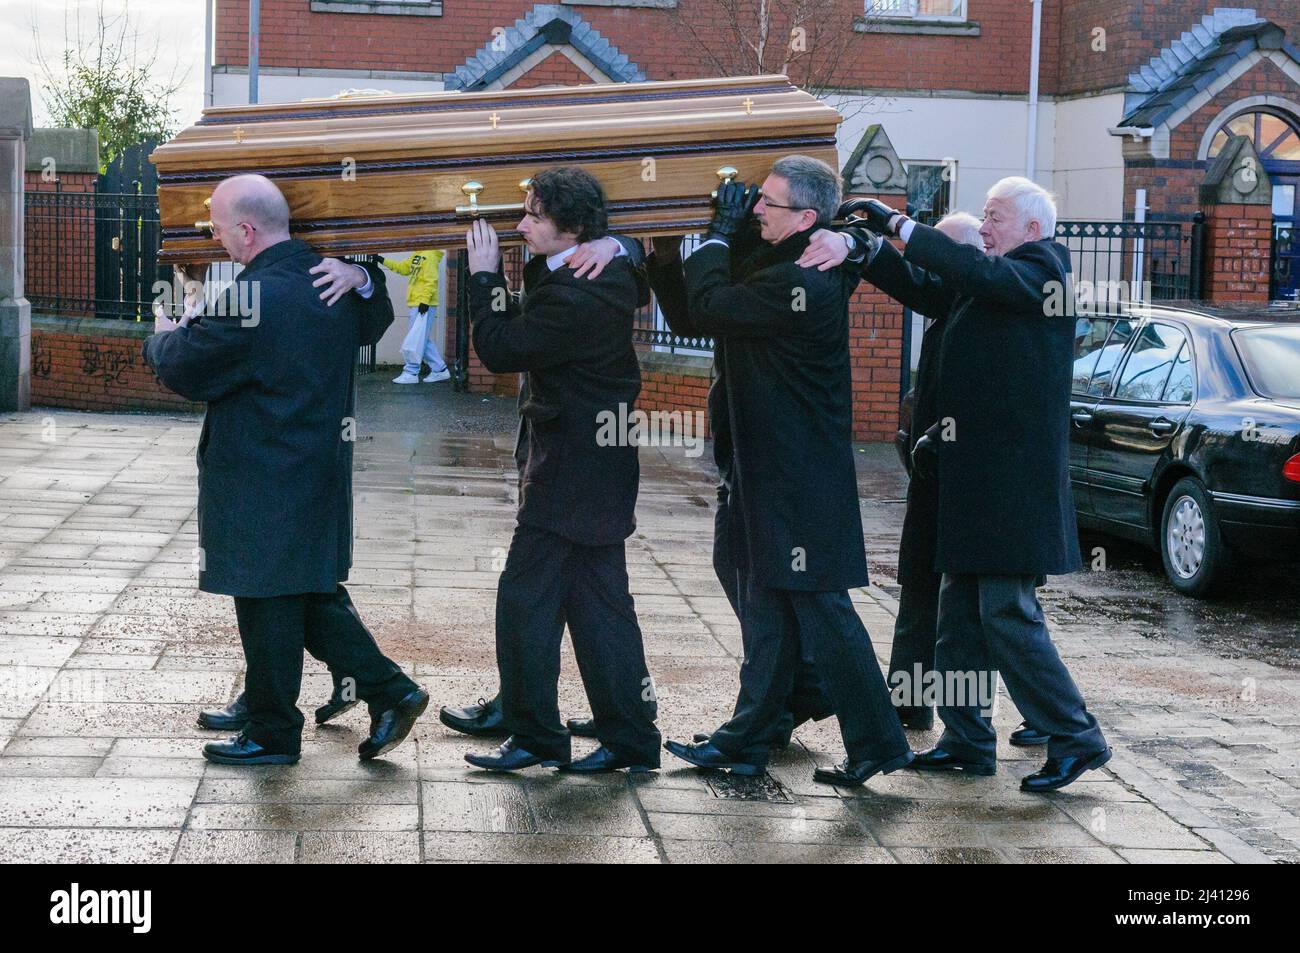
[1208,109,1300,162]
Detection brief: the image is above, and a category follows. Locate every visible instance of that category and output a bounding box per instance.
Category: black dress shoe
[315,686,359,726]
[904,746,996,776]
[198,693,249,731]
[813,749,914,787]
[1009,721,1051,747]
[202,732,299,766]
[896,706,935,731]
[1021,747,1112,792]
[439,695,508,738]
[465,736,569,771]
[566,717,597,739]
[359,688,429,761]
[560,745,657,773]
[692,730,794,752]
[663,740,766,776]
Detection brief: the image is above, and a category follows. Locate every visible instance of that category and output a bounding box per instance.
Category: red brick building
[197,1,1300,437]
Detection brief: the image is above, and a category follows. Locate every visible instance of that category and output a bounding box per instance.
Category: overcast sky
[0,0,207,128]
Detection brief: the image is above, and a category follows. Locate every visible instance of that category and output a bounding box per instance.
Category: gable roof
[1119,14,1300,130]
[444,4,645,91]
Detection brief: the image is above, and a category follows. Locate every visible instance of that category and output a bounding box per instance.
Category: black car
[897,302,1300,597]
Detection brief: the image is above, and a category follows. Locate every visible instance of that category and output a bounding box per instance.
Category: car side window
[1086,319,1134,397]
[1114,323,1187,401]
[1161,340,1195,403]
[1072,317,1115,394]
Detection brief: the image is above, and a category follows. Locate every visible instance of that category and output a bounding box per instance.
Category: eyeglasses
[210,221,256,240]
[756,192,810,212]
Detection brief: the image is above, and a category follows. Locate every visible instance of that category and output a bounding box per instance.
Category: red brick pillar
[1201,203,1272,303]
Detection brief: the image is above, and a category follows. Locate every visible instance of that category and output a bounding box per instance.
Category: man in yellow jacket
[382,249,450,383]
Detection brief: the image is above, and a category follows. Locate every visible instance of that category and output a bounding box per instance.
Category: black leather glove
[859,198,901,236]
[418,303,429,315]
[707,181,758,243]
[911,432,938,482]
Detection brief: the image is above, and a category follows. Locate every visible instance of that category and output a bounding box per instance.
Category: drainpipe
[203,0,213,108]
[1025,0,1043,180]
[248,0,260,105]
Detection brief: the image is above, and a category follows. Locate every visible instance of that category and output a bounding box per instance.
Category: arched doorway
[1208,108,1300,300]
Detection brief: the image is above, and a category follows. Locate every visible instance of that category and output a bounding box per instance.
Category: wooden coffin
[150,75,842,264]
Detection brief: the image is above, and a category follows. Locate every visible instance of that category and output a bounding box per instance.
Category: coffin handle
[454,179,530,217]
[711,166,739,200]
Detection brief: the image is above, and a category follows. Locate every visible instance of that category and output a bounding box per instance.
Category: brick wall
[31,316,201,413]
[1202,203,1272,302]
[510,51,595,89]
[848,281,905,443]
[23,171,96,315]
[637,351,711,439]
[1057,0,1300,97]
[215,0,1055,96]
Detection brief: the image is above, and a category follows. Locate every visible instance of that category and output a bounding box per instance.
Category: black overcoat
[651,230,869,592]
[469,254,646,547]
[902,224,1082,576]
[143,240,394,596]
[859,237,955,588]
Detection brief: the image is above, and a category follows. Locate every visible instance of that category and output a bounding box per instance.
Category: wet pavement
[0,373,1293,863]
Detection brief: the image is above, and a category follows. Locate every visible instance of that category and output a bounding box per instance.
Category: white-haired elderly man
[801,210,1008,738]
[803,177,1110,792]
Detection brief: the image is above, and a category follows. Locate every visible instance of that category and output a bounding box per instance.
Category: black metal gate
[94,140,167,321]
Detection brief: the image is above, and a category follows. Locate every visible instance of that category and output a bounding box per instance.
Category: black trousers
[935,574,1107,762]
[887,477,940,708]
[709,581,909,765]
[887,567,941,710]
[713,491,829,741]
[234,585,418,753]
[495,522,661,765]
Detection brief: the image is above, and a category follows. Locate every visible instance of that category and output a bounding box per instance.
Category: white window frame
[865,0,968,21]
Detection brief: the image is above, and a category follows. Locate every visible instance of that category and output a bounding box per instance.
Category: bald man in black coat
[144,174,427,766]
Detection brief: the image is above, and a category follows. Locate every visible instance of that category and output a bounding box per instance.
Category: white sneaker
[392,372,421,384]
[423,369,451,383]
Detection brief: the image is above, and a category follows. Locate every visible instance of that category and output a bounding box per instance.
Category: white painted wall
[830,93,1058,216]
[829,91,1127,222]
[1052,93,1127,220]
[210,70,448,364]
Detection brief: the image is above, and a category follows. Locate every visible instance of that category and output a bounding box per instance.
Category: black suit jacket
[902,224,1082,576]
[651,230,869,592]
[142,241,394,596]
[470,251,646,546]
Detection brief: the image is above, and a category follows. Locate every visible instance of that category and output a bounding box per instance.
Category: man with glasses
[648,155,913,786]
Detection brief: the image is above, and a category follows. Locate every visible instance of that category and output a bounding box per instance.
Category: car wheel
[1159,476,1229,597]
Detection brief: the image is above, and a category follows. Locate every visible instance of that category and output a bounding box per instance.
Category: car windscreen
[1233,326,1300,401]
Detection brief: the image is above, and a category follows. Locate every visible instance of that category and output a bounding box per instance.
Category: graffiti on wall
[31,338,52,378]
[81,342,135,392]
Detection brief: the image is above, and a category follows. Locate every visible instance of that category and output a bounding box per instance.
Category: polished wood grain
[151,75,842,264]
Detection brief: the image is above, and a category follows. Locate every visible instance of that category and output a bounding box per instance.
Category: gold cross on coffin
[234,126,246,143]
[489,112,501,129]
[742,97,754,115]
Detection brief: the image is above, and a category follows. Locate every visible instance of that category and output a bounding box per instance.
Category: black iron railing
[1054,218,1203,305]
[25,186,167,322]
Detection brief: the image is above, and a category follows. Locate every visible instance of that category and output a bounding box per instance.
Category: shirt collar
[546,245,579,271]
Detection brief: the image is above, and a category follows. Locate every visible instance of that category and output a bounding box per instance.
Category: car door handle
[1071,410,1093,426]
[1149,418,1177,435]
